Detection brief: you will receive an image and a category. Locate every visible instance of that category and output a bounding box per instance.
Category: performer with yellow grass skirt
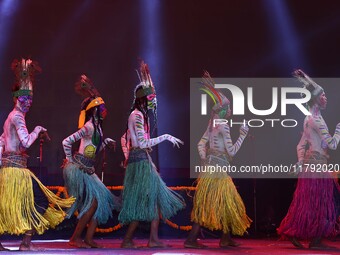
[0,59,75,251]
[184,71,251,249]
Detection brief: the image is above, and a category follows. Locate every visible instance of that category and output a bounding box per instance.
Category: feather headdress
[75,74,105,128]
[75,74,100,98]
[11,58,41,97]
[200,70,230,112]
[135,61,156,98]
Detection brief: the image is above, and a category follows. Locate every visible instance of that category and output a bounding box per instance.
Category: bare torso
[2,108,40,152]
[198,117,248,160]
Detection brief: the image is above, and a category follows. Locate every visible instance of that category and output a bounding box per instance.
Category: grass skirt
[277,151,337,240]
[118,148,185,224]
[192,174,251,235]
[0,167,75,235]
[63,161,120,225]
[191,153,251,235]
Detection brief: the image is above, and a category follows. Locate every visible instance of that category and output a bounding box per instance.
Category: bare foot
[0,243,9,251]
[68,239,91,249]
[19,242,42,251]
[219,239,240,248]
[84,240,103,248]
[289,237,304,248]
[184,240,208,249]
[147,240,171,248]
[121,239,140,249]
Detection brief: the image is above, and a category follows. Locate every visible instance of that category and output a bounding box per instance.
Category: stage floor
[1,238,340,254]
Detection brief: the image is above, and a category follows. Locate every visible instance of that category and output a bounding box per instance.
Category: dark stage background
[1,0,340,238]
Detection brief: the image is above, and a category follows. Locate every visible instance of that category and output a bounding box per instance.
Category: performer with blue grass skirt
[62,75,120,249]
[119,61,185,248]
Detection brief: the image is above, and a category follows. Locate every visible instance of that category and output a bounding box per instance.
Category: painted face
[218,109,226,119]
[218,106,231,118]
[217,98,231,118]
[317,92,327,110]
[98,104,107,120]
[147,93,157,110]
[17,95,33,113]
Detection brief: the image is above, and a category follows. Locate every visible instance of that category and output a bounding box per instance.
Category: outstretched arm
[313,117,340,150]
[12,113,46,149]
[221,124,248,157]
[62,122,92,159]
[133,111,183,148]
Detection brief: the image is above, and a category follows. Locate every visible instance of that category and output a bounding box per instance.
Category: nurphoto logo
[200,84,312,128]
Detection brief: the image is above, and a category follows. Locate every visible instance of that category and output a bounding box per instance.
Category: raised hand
[239,124,249,137]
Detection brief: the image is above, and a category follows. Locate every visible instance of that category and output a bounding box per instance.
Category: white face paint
[317,92,327,110]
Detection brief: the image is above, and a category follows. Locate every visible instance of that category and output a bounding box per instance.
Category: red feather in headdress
[202,70,222,105]
[11,58,41,82]
[139,61,154,89]
[74,74,100,98]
